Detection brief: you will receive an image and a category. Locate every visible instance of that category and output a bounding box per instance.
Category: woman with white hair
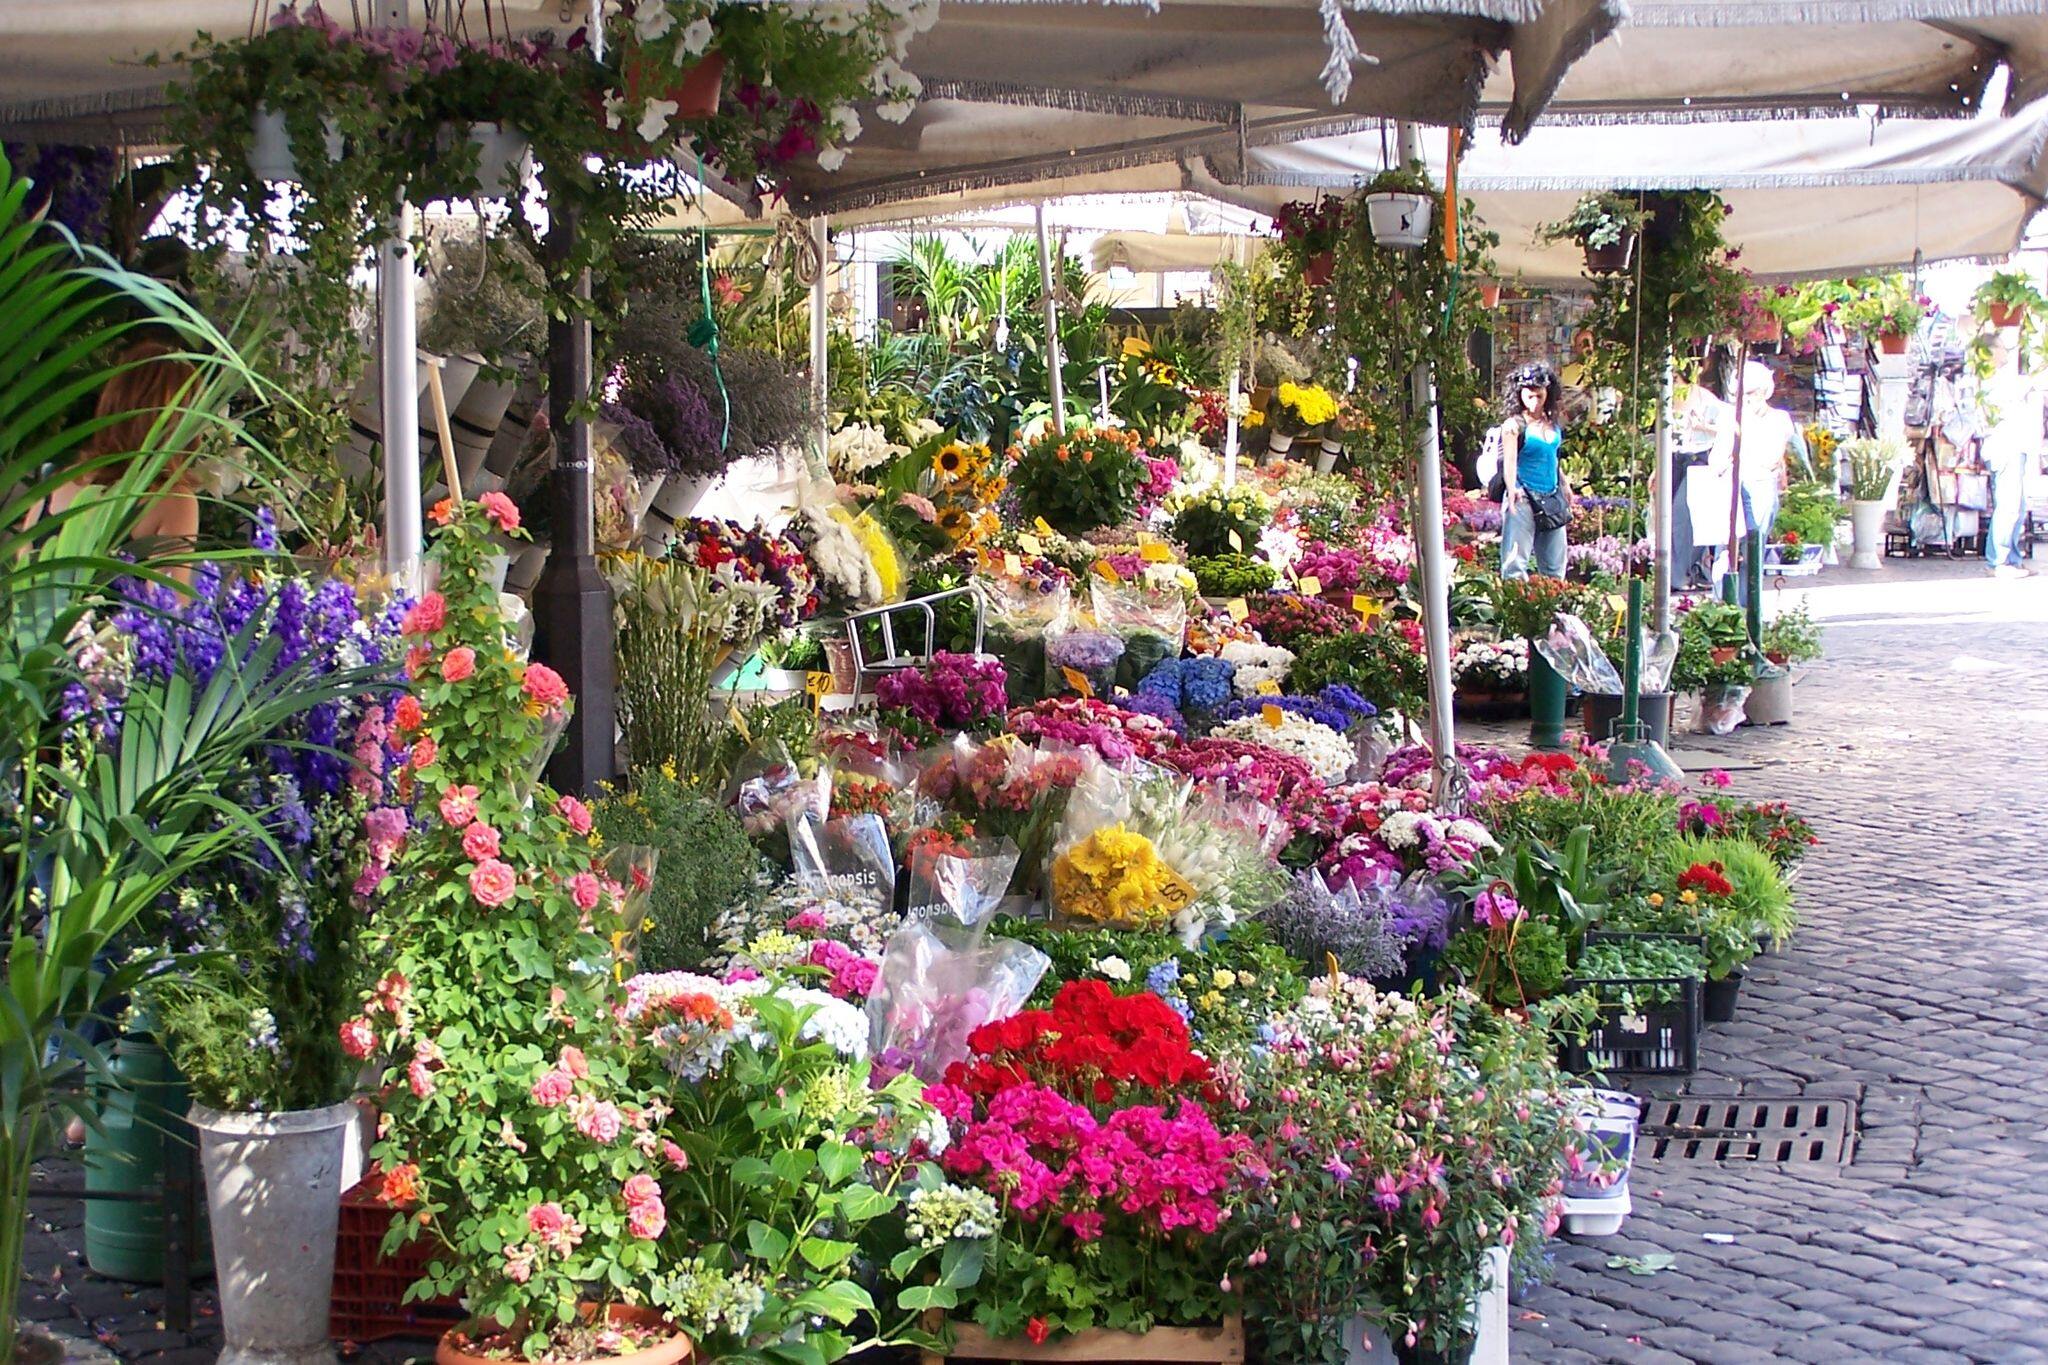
[1685,360,1807,585]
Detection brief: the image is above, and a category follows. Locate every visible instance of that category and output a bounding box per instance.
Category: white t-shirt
[1979,369,2040,476]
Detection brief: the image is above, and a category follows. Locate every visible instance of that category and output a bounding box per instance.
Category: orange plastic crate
[330,1174,464,1344]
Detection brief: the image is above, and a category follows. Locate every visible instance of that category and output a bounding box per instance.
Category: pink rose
[662,1140,688,1170]
[526,1201,581,1255]
[523,662,570,714]
[408,1055,436,1098]
[463,822,502,862]
[625,1192,666,1240]
[439,784,480,828]
[503,1244,536,1284]
[559,1045,589,1079]
[575,1099,624,1145]
[352,862,386,898]
[364,805,408,861]
[556,795,592,836]
[470,858,518,907]
[339,1017,377,1059]
[570,872,602,912]
[530,1069,574,1107]
[411,735,439,770]
[480,490,522,533]
[441,647,476,683]
[401,592,446,637]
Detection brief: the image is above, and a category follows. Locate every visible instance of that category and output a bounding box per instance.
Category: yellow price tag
[1004,552,1022,575]
[1298,575,1323,597]
[1226,597,1249,622]
[1140,542,1172,563]
[804,671,833,698]
[1255,679,1282,696]
[1227,529,1243,552]
[1261,703,1285,728]
[1352,593,1372,614]
[1034,517,1055,538]
[1019,534,1044,556]
[1094,559,1122,584]
[1060,666,1095,699]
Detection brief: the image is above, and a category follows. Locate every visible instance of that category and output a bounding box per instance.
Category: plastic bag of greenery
[979,576,1071,696]
[724,738,829,855]
[903,835,1021,928]
[1090,574,1188,650]
[593,770,761,973]
[788,810,897,921]
[1042,625,1124,699]
[866,920,1051,1079]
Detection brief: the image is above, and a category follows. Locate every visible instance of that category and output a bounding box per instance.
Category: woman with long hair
[1497,361,1571,579]
[25,338,202,554]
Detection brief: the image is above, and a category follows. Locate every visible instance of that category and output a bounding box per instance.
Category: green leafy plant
[1974,269,2047,331]
[1168,485,1272,558]
[1536,191,1648,252]
[594,764,761,972]
[1188,553,1276,597]
[1006,425,1145,534]
[1443,919,1567,1008]
[1290,626,1428,719]
[1761,602,1822,665]
[1574,935,1705,1013]
[1839,436,1906,502]
[1770,484,1838,550]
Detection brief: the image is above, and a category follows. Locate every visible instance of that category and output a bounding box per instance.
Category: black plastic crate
[1561,933,1704,1076]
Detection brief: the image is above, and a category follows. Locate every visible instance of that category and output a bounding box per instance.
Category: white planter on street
[1849,499,1887,569]
[1340,1247,1509,1364]
[1316,438,1342,475]
[1363,192,1433,249]
[190,1101,355,1365]
[465,121,532,197]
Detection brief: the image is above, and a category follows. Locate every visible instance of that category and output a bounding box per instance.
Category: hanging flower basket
[670,51,727,119]
[1986,301,2024,329]
[1478,282,1502,308]
[1876,330,1908,355]
[1582,231,1637,275]
[1303,249,1336,287]
[1362,191,1432,249]
[249,104,343,181]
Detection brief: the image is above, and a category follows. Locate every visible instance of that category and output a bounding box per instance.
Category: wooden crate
[923,1318,1245,1365]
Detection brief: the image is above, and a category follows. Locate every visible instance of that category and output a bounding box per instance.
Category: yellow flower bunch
[1050,824,1195,929]
[1276,381,1340,427]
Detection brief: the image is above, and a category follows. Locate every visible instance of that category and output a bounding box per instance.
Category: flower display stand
[926,1318,1245,1365]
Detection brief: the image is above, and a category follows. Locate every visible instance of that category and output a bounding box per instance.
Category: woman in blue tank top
[1498,362,1571,579]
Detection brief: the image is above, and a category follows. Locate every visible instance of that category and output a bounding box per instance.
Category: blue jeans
[1501,493,1566,579]
[1986,462,2029,568]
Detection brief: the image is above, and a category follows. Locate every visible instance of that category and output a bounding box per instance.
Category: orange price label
[804,672,834,698]
[1094,559,1122,584]
[1061,666,1095,699]
[1261,703,1285,728]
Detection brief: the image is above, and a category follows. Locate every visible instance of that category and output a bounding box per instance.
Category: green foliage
[1839,436,1907,502]
[1672,600,1756,691]
[595,765,761,973]
[1761,602,1823,665]
[1168,485,1272,557]
[1575,935,1704,1012]
[1677,835,1796,947]
[1536,191,1648,251]
[1443,919,1567,1008]
[1480,780,1684,906]
[1007,426,1145,534]
[1771,483,1838,549]
[1974,269,2047,334]
[1188,553,1276,597]
[1291,628,1428,719]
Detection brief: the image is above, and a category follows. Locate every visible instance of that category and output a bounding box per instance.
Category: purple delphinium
[1212,685,1376,735]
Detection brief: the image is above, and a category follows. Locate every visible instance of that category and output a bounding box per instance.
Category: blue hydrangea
[1137,658,1184,704]
[1182,657,1236,710]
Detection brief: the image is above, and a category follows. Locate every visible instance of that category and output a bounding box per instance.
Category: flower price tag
[1034,517,1056,539]
[1019,533,1044,555]
[805,671,834,699]
[1227,529,1243,552]
[1298,574,1323,596]
[1004,552,1022,576]
[1060,666,1095,699]
[1261,703,1285,728]
[1354,595,1385,626]
[1094,559,1122,584]
[1139,542,1173,563]
[1255,680,1282,696]
[1226,597,1249,622]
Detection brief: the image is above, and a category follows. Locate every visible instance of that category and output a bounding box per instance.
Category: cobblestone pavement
[1515,561,2048,1364]
[17,559,2048,1365]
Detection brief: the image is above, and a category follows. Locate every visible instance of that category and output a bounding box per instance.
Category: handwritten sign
[1298,575,1323,596]
[1226,597,1249,622]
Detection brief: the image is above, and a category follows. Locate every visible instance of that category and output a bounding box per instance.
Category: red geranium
[949,980,1213,1105]
[1676,861,1735,898]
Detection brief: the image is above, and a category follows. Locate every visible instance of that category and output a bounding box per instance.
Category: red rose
[411,735,439,770]
[429,497,457,526]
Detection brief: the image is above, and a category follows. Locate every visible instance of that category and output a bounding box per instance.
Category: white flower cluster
[827,421,908,480]
[905,1183,999,1249]
[1213,711,1356,782]
[1451,636,1529,686]
[1378,812,1500,855]
[1220,639,1295,695]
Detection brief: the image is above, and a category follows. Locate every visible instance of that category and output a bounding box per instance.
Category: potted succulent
[1973,268,2046,331]
[1839,436,1905,568]
[1359,165,1436,251]
[1537,191,1648,276]
[1273,196,1346,286]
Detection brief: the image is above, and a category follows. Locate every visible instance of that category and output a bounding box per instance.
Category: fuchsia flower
[364,806,409,861]
[401,591,445,637]
[1473,884,1524,930]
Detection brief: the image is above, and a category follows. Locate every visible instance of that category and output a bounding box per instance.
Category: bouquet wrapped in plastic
[864,923,1050,1081]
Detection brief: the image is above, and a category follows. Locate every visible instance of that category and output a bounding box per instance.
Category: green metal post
[1744,527,1765,653]
[1620,577,1643,733]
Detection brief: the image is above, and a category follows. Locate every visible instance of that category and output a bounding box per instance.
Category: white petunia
[829,104,862,143]
[678,16,714,56]
[816,145,848,173]
[1093,955,1132,983]
[876,98,917,124]
[633,2,675,42]
[638,97,680,144]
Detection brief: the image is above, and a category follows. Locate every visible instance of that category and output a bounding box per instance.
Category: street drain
[1639,1097,1856,1164]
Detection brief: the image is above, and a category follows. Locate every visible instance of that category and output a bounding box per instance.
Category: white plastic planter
[1849,499,1887,569]
[451,367,519,490]
[639,472,719,550]
[250,105,343,181]
[190,1101,355,1365]
[1363,192,1433,249]
[1340,1247,1509,1364]
[1316,438,1342,475]
[1266,431,1296,455]
[466,121,532,197]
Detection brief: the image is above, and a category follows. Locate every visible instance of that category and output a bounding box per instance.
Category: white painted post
[1035,203,1066,435]
[810,215,831,458]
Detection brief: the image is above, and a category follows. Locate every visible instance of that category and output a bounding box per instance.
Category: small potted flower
[1006,425,1146,534]
[1538,190,1649,276]
[1844,276,1927,355]
[1839,436,1905,568]
[1358,164,1436,251]
[1273,196,1345,286]
[1267,381,1339,459]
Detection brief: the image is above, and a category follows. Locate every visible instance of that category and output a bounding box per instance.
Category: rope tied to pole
[688,155,732,453]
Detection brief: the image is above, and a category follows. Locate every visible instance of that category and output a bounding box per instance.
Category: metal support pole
[809,216,830,457]
[1398,122,1461,810]
[379,200,421,595]
[532,204,618,797]
[1651,353,1676,639]
[1034,203,1066,435]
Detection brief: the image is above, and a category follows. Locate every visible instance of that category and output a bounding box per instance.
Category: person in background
[1498,362,1571,579]
[25,339,202,559]
[1978,331,2040,579]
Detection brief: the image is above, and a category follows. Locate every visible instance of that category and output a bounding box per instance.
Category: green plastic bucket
[83,1032,213,1282]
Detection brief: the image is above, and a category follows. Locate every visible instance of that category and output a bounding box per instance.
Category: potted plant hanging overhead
[1844,276,1927,356]
[1359,165,1436,250]
[1273,197,1345,286]
[1538,191,1648,276]
[1973,269,2046,331]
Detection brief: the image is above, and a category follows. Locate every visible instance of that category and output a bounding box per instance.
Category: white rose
[1093,956,1132,983]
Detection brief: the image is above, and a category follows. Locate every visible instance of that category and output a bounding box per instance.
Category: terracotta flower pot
[1478,283,1502,309]
[1303,250,1336,287]
[1986,301,2024,329]
[437,1305,692,1365]
[1582,231,1636,276]
[1877,330,1908,355]
[670,52,727,119]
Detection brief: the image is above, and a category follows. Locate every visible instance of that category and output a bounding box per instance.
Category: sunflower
[937,507,973,540]
[934,444,968,478]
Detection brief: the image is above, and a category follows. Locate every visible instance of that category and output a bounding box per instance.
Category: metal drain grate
[1639,1096,1856,1164]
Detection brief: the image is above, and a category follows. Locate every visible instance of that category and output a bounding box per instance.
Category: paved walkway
[1516,561,2048,1364]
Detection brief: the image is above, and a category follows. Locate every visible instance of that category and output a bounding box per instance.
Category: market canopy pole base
[1035,203,1067,436]
[532,203,618,798]
[1605,577,1682,784]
